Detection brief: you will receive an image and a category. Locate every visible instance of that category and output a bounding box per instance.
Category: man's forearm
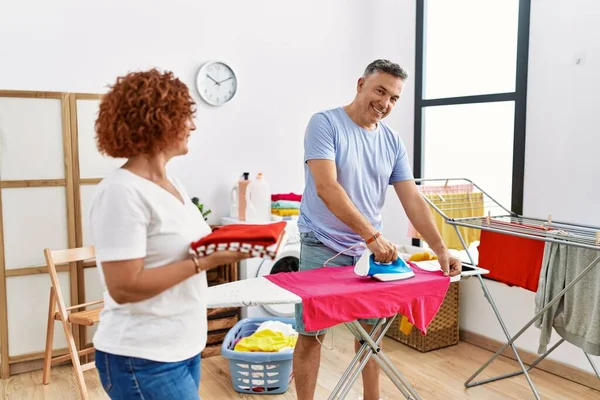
[405,194,447,253]
[317,182,378,240]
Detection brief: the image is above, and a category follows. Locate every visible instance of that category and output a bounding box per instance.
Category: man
[294,59,462,400]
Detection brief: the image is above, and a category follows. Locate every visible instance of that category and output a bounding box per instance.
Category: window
[414,0,531,232]
[423,0,521,99]
[423,102,515,208]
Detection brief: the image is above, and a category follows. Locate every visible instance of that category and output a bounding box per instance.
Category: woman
[89,68,250,399]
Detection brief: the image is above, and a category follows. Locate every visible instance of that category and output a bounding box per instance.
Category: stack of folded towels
[271,193,302,217]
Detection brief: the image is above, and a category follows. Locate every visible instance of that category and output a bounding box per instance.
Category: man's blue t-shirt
[297,107,414,256]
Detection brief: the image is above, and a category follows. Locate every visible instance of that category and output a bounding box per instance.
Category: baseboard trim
[5,329,598,392]
[7,345,95,376]
[460,330,600,392]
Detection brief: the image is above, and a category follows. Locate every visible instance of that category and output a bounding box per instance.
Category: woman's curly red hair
[95,69,196,158]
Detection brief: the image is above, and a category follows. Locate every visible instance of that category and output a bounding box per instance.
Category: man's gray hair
[363,59,408,81]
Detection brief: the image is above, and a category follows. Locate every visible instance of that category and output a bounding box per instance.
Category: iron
[354,249,415,282]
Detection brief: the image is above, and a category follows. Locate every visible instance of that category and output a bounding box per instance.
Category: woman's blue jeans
[95,349,201,399]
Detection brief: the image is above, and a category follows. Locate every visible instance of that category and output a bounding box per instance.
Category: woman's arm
[102,251,250,304]
[90,183,251,304]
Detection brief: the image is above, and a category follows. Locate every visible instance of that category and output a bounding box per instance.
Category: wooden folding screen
[0,90,116,378]
[70,94,124,351]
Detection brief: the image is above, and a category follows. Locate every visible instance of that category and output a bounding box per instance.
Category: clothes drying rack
[413,177,600,399]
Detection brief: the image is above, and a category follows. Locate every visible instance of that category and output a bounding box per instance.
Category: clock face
[196,61,237,106]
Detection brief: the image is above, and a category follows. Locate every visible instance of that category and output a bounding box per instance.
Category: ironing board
[207,261,489,400]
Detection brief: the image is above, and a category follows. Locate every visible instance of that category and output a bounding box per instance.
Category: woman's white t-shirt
[89,168,212,362]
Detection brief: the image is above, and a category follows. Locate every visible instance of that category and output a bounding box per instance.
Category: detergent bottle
[245,172,271,222]
[233,172,250,221]
[229,183,239,219]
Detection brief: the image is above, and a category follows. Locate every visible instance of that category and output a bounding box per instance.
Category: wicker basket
[385,281,459,352]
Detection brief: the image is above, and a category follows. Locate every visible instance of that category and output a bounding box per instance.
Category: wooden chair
[42,246,103,400]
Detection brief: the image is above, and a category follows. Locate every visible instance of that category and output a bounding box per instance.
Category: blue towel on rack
[534,242,600,356]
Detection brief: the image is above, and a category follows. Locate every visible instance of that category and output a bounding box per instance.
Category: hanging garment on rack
[415,183,475,195]
[408,192,484,250]
[477,223,546,292]
[407,183,473,239]
[534,242,600,356]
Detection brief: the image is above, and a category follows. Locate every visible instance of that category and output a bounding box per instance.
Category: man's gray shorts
[294,231,378,336]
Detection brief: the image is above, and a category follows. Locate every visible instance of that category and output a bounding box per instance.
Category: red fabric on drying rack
[478,221,546,292]
[190,221,287,259]
[265,262,450,333]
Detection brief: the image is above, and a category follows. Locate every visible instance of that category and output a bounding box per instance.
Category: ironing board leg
[327,317,422,400]
[328,320,386,399]
[330,320,388,398]
[352,320,422,400]
[335,320,415,400]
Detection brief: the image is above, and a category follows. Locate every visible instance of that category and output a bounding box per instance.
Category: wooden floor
[1,325,598,399]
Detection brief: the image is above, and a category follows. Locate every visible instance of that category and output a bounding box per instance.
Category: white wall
[459,0,600,374]
[373,0,417,246]
[0,0,418,228]
[0,0,378,225]
[523,0,600,225]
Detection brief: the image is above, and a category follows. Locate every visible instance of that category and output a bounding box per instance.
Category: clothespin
[444,179,449,188]
[595,232,600,245]
[486,211,491,226]
[542,214,552,230]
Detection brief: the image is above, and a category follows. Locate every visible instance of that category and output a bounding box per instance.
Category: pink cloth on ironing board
[265,262,450,333]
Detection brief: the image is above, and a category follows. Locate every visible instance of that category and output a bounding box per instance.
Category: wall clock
[195,61,238,106]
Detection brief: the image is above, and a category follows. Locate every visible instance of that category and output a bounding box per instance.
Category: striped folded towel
[190,221,287,260]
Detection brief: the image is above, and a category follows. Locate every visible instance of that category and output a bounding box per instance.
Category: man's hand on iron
[367,235,397,263]
[435,248,462,277]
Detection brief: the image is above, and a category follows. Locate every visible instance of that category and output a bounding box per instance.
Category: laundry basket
[221,316,296,395]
